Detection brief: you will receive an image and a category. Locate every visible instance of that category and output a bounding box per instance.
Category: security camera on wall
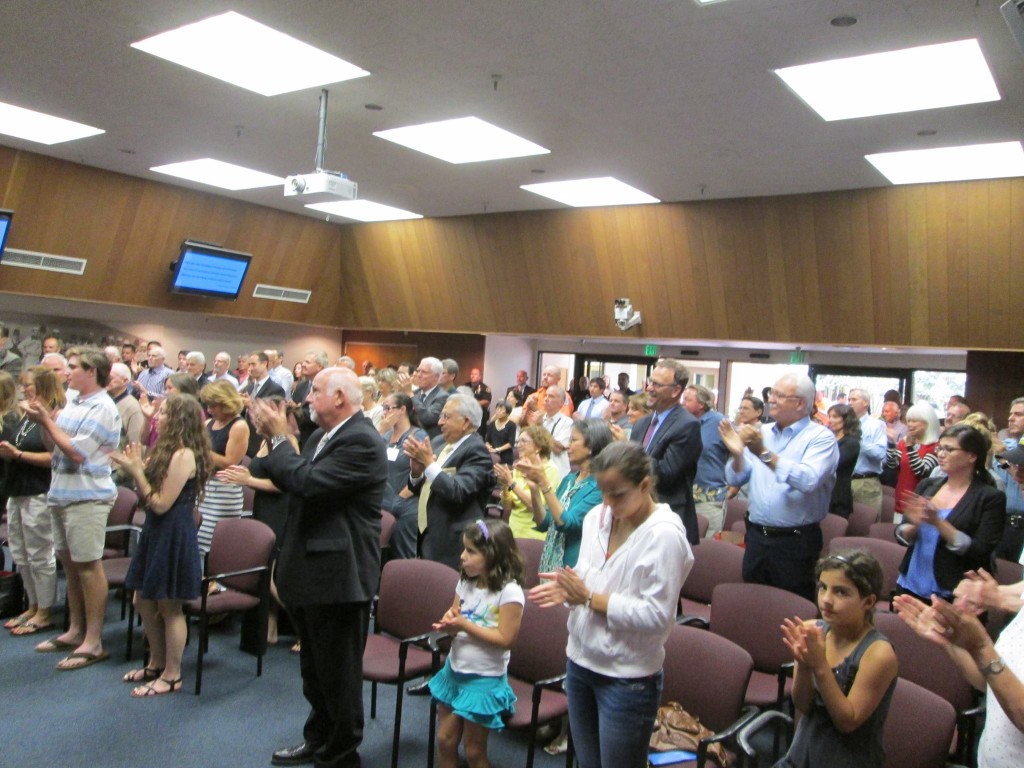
[614,298,642,331]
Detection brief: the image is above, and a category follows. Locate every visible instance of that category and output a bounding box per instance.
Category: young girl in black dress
[111,394,213,696]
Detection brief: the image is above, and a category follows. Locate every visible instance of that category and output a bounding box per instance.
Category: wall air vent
[253,283,311,304]
[0,247,87,275]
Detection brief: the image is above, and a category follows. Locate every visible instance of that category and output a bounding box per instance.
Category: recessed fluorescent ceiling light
[521,177,660,208]
[305,200,423,222]
[775,39,999,121]
[374,117,549,164]
[131,11,369,96]
[865,141,1024,185]
[150,159,283,190]
[0,100,103,145]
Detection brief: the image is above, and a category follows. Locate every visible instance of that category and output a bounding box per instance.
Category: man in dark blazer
[251,366,387,768]
[630,359,703,544]
[242,350,286,457]
[405,392,496,569]
[406,356,449,439]
[505,369,535,407]
[290,349,327,449]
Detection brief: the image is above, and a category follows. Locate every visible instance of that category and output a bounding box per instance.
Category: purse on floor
[649,701,729,767]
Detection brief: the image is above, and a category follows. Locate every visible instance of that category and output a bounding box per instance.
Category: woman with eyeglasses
[885,402,941,516]
[377,392,427,559]
[493,426,562,542]
[894,424,1006,603]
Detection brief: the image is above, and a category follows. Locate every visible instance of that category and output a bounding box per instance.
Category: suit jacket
[195,372,211,391]
[291,378,317,449]
[898,476,1006,593]
[243,378,287,456]
[414,386,449,439]
[261,412,387,607]
[631,406,703,544]
[505,384,535,407]
[409,433,495,569]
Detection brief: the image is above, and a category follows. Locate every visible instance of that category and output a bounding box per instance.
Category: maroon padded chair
[661,623,756,764]
[709,583,816,709]
[104,486,139,558]
[828,536,905,609]
[723,497,749,532]
[847,502,879,537]
[818,513,849,556]
[880,491,896,523]
[379,509,396,565]
[515,537,545,590]
[678,538,745,627]
[696,512,710,539]
[362,558,460,768]
[505,602,573,768]
[868,521,899,542]
[182,517,276,695]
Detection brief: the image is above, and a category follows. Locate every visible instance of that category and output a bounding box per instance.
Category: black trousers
[742,524,823,604]
[291,601,372,768]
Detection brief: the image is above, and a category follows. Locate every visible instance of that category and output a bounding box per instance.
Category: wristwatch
[758,449,773,464]
[981,657,1005,677]
[270,434,289,451]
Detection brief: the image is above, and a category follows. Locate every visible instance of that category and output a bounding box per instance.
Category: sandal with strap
[123,666,164,683]
[131,676,182,698]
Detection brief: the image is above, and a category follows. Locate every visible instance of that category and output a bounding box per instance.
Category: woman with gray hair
[886,402,941,516]
[359,375,382,429]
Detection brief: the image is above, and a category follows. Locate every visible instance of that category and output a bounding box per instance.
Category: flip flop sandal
[123,666,164,683]
[35,637,78,653]
[56,650,110,671]
[11,621,56,636]
[4,615,30,630]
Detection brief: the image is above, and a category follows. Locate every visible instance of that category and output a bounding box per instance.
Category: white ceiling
[0,0,1021,222]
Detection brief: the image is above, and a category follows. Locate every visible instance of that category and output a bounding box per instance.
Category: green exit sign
[643,344,658,357]
[789,350,806,364]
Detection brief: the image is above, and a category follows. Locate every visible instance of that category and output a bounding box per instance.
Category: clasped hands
[432,606,465,636]
[781,617,827,671]
[718,420,764,457]
[403,435,435,475]
[528,566,588,608]
[110,442,146,479]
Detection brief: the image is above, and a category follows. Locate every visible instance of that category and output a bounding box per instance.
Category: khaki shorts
[51,500,113,563]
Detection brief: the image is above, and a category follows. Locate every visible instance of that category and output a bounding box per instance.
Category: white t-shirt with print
[449,579,525,677]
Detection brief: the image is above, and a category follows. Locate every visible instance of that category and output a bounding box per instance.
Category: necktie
[642,414,660,450]
[585,400,595,419]
[418,443,455,533]
[313,432,330,459]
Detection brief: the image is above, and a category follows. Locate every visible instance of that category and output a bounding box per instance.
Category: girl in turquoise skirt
[429,519,525,768]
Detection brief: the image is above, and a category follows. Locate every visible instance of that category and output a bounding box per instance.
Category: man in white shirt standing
[848,388,887,513]
[266,349,294,395]
[209,351,239,388]
[574,377,610,421]
[542,385,574,477]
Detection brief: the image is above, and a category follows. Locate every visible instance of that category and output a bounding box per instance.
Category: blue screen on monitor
[171,241,251,300]
[0,209,12,258]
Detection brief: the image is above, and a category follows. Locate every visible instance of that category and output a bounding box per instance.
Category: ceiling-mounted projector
[285,88,358,201]
[284,171,357,199]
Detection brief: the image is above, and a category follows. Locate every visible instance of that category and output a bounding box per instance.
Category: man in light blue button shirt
[721,373,838,601]
[848,388,888,513]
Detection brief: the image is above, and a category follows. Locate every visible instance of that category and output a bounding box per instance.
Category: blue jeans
[565,659,663,768]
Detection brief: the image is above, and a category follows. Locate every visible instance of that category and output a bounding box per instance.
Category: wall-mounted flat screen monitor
[170,240,252,300]
[0,209,12,259]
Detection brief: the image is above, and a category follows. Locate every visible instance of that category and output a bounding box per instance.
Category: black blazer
[897,475,1006,594]
[409,433,495,570]
[261,412,388,607]
[243,378,287,456]
[631,406,703,544]
[414,386,450,439]
[291,378,317,449]
[505,384,535,407]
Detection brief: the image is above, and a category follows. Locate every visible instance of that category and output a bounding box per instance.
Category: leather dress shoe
[271,741,320,766]
[406,677,432,696]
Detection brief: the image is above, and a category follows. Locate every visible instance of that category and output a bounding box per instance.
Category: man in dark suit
[404,392,495,569]
[290,349,328,449]
[404,356,449,439]
[505,369,535,407]
[630,359,703,544]
[185,350,210,390]
[252,366,387,768]
[242,351,286,457]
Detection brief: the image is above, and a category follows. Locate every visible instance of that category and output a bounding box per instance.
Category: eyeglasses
[769,390,802,401]
[647,380,677,389]
[381,405,399,412]
[934,445,965,455]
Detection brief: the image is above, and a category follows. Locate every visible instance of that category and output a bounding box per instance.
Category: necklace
[13,417,36,448]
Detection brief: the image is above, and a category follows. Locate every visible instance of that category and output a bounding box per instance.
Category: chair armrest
[534,674,567,690]
[676,613,710,629]
[736,709,794,765]
[200,564,268,583]
[697,706,760,768]
[426,630,453,654]
[105,524,142,533]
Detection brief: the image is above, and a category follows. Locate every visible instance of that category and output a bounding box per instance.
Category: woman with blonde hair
[494,425,562,541]
[196,379,249,553]
[1,367,66,634]
[626,393,651,425]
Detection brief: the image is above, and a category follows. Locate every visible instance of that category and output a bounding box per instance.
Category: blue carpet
[0,601,566,767]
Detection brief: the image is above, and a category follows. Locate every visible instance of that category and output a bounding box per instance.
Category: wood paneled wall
[0,147,342,325]
[337,179,1024,350]
[965,351,1024,424]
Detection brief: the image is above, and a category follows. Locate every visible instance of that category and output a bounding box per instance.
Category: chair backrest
[995,557,1024,585]
[681,539,745,605]
[847,503,879,537]
[880,493,896,524]
[828,536,905,599]
[207,517,277,595]
[241,484,256,513]
[105,486,139,553]
[376,559,460,640]
[868,522,899,542]
[696,513,710,539]
[819,513,849,555]
[873,612,975,712]
[506,602,569,685]
[662,624,754,733]
[881,484,896,499]
[710,583,816,673]
[515,538,545,590]
[724,498,748,531]
[379,509,396,548]
[881,678,956,768]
